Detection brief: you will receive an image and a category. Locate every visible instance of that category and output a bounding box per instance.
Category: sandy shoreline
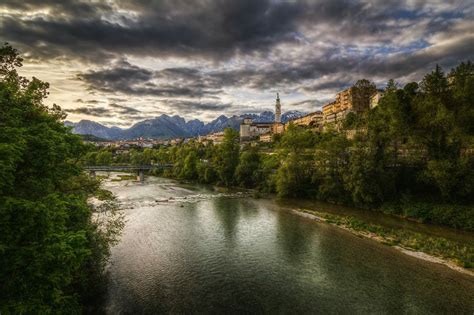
[290,209,474,277]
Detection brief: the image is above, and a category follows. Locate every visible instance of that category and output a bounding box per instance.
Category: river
[102,174,474,314]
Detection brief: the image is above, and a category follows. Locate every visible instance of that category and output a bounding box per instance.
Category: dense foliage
[85,62,473,230]
[0,44,122,313]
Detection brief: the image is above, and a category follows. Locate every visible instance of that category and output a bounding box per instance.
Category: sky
[1,0,473,126]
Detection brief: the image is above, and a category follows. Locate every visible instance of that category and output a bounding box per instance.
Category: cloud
[65,106,114,117]
[76,42,473,102]
[75,98,100,104]
[4,0,470,63]
[289,99,325,108]
[0,0,308,62]
[109,102,141,115]
[65,101,143,119]
[2,0,472,123]
[77,61,221,98]
[159,99,233,114]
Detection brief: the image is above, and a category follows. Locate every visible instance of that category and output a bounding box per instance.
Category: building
[208,131,225,144]
[322,101,337,125]
[259,133,272,142]
[370,90,384,109]
[240,94,282,141]
[240,120,274,141]
[199,131,226,144]
[170,138,183,145]
[322,87,371,128]
[288,111,323,131]
[272,122,285,135]
[275,93,281,123]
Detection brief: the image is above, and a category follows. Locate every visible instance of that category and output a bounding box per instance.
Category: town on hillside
[89,84,383,149]
[238,86,383,143]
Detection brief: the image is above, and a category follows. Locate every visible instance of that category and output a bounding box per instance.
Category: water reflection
[212,198,241,243]
[276,210,315,263]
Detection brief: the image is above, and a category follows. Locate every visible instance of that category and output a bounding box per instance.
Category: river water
[103,175,474,314]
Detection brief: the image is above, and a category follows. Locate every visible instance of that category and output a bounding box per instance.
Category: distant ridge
[65,110,306,140]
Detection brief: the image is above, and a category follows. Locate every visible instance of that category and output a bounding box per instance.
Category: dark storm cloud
[78,61,221,98]
[2,0,471,82]
[65,102,145,120]
[364,35,474,79]
[0,0,308,61]
[77,35,474,99]
[65,106,114,117]
[77,59,338,96]
[78,61,153,87]
[5,0,467,63]
[109,103,141,115]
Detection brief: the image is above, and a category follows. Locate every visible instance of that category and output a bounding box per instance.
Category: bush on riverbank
[381,201,474,231]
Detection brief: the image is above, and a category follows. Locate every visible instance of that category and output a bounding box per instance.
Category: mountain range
[65,111,305,140]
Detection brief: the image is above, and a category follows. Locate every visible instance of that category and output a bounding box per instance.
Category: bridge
[84,164,173,181]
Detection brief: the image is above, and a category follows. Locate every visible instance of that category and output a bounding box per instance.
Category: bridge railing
[84,164,173,171]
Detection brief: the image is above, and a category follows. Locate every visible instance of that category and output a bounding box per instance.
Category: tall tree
[182,150,198,180]
[313,134,351,202]
[214,128,240,186]
[235,147,262,188]
[353,79,377,110]
[276,152,313,197]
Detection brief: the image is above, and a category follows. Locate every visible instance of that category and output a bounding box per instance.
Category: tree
[156,147,170,164]
[420,64,450,102]
[181,150,198,180]
[260,152,280,192]
[96,150,113,165]
[342,111,358,129]
[353,79,376,110]
[278,123,315,153]
[197,160,217,184]
[276,152,313,197]
[343,142,394,206]
[235,147,262,188]
[214,128,240,186]
[82,151,98,165]
[448,61,474,135]
[313,134,350,202]
[0,43,122,313]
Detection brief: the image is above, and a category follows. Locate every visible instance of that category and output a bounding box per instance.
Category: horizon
[2,0,473,127]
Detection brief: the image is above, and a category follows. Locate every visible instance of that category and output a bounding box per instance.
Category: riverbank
[292,208,474,276]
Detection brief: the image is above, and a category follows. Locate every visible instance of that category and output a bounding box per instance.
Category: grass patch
[300,209,474,269]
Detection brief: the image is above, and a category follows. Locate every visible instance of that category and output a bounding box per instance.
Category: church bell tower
[275,93,281,123]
